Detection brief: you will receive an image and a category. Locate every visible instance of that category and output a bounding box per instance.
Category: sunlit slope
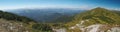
[66,7,120,27]
[64,7,120,32]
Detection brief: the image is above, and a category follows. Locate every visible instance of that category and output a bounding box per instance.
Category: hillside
[63,7,120,32]
[0,10,36,23]
[112,10,120,16]
[66,7,120,26]
[0,10,53,32]
[0,19,32,32]
[1,7,120,32]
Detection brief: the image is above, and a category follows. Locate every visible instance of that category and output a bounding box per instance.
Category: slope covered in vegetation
[1,7,120,32]
[64,7,120,32]
[0,10,53,32]
[0,10,36,23]
[66,7,120,27]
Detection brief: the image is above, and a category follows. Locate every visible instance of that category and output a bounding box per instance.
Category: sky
[0,0,120,10]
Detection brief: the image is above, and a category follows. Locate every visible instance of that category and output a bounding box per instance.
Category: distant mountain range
[0,7,120,32]
[4,8,83,23]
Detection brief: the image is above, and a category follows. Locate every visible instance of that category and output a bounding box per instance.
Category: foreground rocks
[66,19,120,32]
[0,19,30,32]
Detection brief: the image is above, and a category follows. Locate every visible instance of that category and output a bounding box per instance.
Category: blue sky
[0,0,120,10]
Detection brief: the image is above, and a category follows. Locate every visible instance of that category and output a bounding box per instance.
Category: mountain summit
[64,7,120,32]
[66,7,120,26]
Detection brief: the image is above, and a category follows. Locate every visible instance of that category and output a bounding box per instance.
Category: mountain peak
[88,7,111,15]
[94,7,104,9]
[91,7,108,11]
[66,7,120,27]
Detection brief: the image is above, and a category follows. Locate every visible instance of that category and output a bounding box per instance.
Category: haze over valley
[0,0,120,32]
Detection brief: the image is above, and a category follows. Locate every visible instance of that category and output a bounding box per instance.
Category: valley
[0,7,120,32]
[0,0,120,32]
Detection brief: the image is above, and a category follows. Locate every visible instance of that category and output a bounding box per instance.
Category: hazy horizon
[0,0,120,10]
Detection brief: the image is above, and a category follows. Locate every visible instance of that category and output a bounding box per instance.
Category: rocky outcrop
[53,28,66,32]
[0,19,30,32]
[68,20,120,32]
[106,27,120,32]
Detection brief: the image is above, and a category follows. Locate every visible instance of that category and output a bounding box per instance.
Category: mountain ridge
[4,8,83,23]
[64,7,120,32]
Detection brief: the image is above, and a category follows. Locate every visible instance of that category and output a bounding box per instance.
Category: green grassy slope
[0,10,53,32]
[65,7,120,27]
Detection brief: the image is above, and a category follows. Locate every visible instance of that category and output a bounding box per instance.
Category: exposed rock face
[69,24,120,32]
[84,24,120,32]
[84,24,101,32]
[107,27,120,32]
[0,19,30,32]
[53,28,66,32]
[68,20,120,32]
